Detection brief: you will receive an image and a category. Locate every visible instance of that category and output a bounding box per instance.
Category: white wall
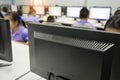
[14,0,85,6]
[14,0,33,5]
[0,0,12,4]
[13,0,120,14]
[43,0,85,6]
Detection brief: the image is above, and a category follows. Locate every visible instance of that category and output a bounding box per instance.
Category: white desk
[0,41,46,80]
[56,18,105,29]
[56,17,76,25]
[0,41,30,80]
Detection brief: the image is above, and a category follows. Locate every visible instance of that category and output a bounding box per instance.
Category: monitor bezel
[89,6,112,20]
[0,19,12,62]
[61,6,67,15]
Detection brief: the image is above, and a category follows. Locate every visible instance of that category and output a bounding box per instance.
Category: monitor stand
[47,72,70,80]
[74,18,77,21]
[0,60,12,67]
[97,20,101,23]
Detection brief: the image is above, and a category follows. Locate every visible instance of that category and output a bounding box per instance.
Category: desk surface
[0,41,30,80]
[56,18,105,29]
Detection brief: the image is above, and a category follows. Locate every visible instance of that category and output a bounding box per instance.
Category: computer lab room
[0,0,120,80]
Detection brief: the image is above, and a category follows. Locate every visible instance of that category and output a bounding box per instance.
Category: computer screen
[10,5,18,12]
[21,5,30,14]
[90,7,111,20]
[48,7,62,16]
[0,19,12,62]
[28,24,120,80]
[33,6,45,15]
[67,6,82,18]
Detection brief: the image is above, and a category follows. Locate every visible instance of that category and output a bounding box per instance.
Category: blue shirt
[11,26,28,42]
[24,15,40,24]
[73,20,96,30]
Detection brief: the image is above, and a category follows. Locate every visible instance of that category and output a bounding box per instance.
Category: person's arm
[34,17,40,24]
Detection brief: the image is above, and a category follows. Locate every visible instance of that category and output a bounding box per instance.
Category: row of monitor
[10,5,120,20]
[20,6,113,20]
[0,18,120,80]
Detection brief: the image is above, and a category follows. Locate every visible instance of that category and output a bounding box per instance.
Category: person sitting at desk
[24,8,40,24]
[42,16,61,25]
[114,9,120,16]
[73,7,96,30]
[5,12,28,43]
[47,16,55,22]
[105,15,120,32]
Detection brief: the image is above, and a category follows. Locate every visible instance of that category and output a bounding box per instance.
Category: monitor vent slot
[72,39,114,52]
[34,32,114,52]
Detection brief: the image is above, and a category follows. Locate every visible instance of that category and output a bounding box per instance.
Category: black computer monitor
[0,19,12,66]
[33,6,45,15]
[67,6,82,18]
[10,5,18,12]
[21,5,30,14]
[28,24,120,80]
[61,6,67,15]
[90,7,111,20]
[48,6,62,17]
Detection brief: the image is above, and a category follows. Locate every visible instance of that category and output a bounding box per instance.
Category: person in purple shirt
[24,8,40,24]
[5,12,28,42]
[73,7,96,30]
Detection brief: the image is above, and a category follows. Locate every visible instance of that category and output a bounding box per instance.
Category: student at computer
[73,7,96,30]
[114,9,120,16]
[47,16,55,22]
[105,15,120,32]
[42,16,61,25]
[42,16,55,23]
[24,8,40,24]
[5,12,28,42]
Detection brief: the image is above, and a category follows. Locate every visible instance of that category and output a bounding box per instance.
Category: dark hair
[0,12,4,18]
[10,12,26,27]
[47,16,55,22]
[17,10,26,27]
[17,10,23,16]
[10,12,20,24]
[114,10,120,16]
[80,7,89,19]
[2,7,8,12]
[105,15,120,30]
